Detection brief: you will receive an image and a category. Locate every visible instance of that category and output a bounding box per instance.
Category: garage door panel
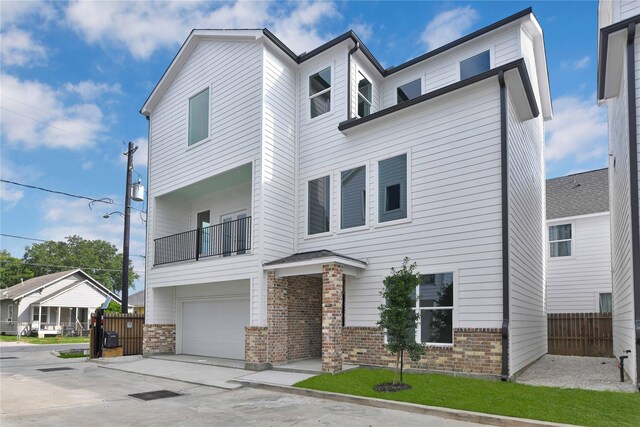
[181,297,248,359]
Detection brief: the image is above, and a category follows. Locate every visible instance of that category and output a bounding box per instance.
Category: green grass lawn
[0,335,89,344]
[295,368,640,427]
[57,352,88,359]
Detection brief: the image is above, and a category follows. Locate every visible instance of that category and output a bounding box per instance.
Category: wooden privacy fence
[90,312,144,357]
[548,313,613,357]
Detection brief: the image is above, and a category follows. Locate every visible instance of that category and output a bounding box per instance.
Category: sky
[0,1,607,292]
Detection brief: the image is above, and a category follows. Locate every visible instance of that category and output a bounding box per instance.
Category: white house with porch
[142,7,551,379]
[0,269,121,337]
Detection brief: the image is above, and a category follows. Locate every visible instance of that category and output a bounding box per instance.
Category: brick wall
[322,264,344,372]
[342,327,502,375]
[143,324,176,354]
[267,272,289,363]
[245,326,268,367]
[287,276,322,360]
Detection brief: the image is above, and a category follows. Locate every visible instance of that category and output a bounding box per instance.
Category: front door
[197,210,211,256]
[220,210,247,256]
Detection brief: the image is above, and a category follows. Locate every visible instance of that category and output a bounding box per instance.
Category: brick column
[322,264,343,372]
[244,326,269,370]
[267,271,288,364]
[143,324,176,355]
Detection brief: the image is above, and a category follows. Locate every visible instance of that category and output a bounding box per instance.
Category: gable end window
[188,88,209,146]
[416,273,454,344]
[397,79,421,104]
[549,224,572,257]
[308,176,331,235]
[378,154,407,222]
[309,67,332,118]
[357,73,372,118]
[341,166,366,229]
[460,50,490,80]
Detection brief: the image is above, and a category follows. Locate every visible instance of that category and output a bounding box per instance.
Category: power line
[1,94,68,123]
[21,262,144,274]
[0,233,48,243]
[1,179,114,206]
[0,106,95,143]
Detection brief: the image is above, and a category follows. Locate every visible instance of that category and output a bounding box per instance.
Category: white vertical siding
[619,0,640,21]
[546,214,613,313]
[381,26,521,109]
[147,286,176,324]
[506,88,546,376]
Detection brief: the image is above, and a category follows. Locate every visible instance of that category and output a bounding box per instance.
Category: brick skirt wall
[143,324,176,355]
[287,276,322,360]
[342,327,502,375]
[245,326,267,365]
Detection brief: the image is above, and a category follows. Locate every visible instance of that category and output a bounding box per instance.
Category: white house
[598,0,640,388]
[141,7,552,379]
[546,169,612,314]
[0,269,121,337]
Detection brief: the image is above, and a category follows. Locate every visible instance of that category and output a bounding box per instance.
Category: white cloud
[64,0,339,59]
[545,94,608,163]
[119,137,149,169]
[561,55,590,70]
[64,81,123,101]
[0,28,47,66]
[0,161,24,207]
[0,1,58,26]
[0,74,105,150]
[421,6,479,51]
[349,21,373,42]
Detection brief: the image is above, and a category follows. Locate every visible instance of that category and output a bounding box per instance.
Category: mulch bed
[373,382,412,392]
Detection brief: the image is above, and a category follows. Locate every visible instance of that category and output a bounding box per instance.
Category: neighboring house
[598,0,640,387]
[141,7,552,380]
[129,290,145,314]
[546,169,612,314]
[0,269,121,337]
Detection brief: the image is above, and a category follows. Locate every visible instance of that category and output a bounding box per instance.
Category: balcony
[154,216,252,266]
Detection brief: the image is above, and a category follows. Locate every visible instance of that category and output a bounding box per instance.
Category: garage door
[180,297,249,359]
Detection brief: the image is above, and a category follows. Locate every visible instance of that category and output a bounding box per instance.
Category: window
[416,273,454,344]
[397,79,421,104]
[308,176,331,235]
[460,50,490,80]
[341,166,366,229]
[8,304,13,320]
[188,88,209,146]
[549,224,572,257]
[378,154,407,222]
[309,67,331,118]
[33,306,48,323]
[357,73,372,118]
[599,293,612,314]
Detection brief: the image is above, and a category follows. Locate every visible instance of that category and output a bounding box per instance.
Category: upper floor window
[460,50,490,80]
[599,293,612,314]
[357,73,372,118]
[309,67,332,118]
[341,166,366,229]
[378,154,407,223]
[397,79,421,104]
[549,224,572,257]
[188,88,209,146]
[417,273,454,344]
[308,175,331,235]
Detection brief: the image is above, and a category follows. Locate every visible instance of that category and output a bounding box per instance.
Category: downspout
[625,22,640,390]
[498,70,510,381]
[346,42,360,120]
[144,115,150,324]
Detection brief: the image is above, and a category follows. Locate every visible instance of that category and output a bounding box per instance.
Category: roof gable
[546,169,609,219]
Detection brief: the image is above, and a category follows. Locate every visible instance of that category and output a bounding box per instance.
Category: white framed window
[188,87,210,146]
[7,304,13,321]
[307,175,331,235]
[357,71,372,118]
[599,293,612,314]
[396,78,421,104]
[340,165,367,230]
[377,153,408,223]
[549,224,572,257]
[220,210,248,257]
[459,50,491,80]
[416,272,455,345]
[32,306,48,323]
[309,66,332,119]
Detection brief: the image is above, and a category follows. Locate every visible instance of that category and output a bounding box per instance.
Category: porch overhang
[263,250,366,278]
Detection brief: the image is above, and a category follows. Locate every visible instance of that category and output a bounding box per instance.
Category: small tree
[378,258,424,386]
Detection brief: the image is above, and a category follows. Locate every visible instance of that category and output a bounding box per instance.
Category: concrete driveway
[1,343,483,427]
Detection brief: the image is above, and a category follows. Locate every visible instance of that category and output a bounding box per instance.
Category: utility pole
[122,141,138,313]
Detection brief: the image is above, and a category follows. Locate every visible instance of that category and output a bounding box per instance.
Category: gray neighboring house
[546,169,612,314]
[128,290,145,314]
[0,269,120,336]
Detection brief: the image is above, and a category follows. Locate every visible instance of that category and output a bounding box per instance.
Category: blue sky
[0,1,606,291]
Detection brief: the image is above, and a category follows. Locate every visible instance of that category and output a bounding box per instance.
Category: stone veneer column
[244,326,269,370]
[322,263,344,372]
[142,324,176,355]
[267,271,288,364]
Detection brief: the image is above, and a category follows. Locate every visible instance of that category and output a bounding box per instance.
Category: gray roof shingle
[128,290,145,307]
[546,168,608,219]
[1,269,78,300]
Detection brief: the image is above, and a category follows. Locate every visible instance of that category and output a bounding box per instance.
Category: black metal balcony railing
[154,216,251,266]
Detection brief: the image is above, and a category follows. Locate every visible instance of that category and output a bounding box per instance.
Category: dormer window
[397,79,421,104]
[188,88,209,146]
[460,50,491,80]
[357,73,372,118]
[309,66,332,118]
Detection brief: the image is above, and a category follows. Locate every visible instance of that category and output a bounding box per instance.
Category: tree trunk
[400,349,404,384]
[393,351,400,385]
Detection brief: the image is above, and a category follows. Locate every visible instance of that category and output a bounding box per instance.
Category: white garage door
[180,297,249,359]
